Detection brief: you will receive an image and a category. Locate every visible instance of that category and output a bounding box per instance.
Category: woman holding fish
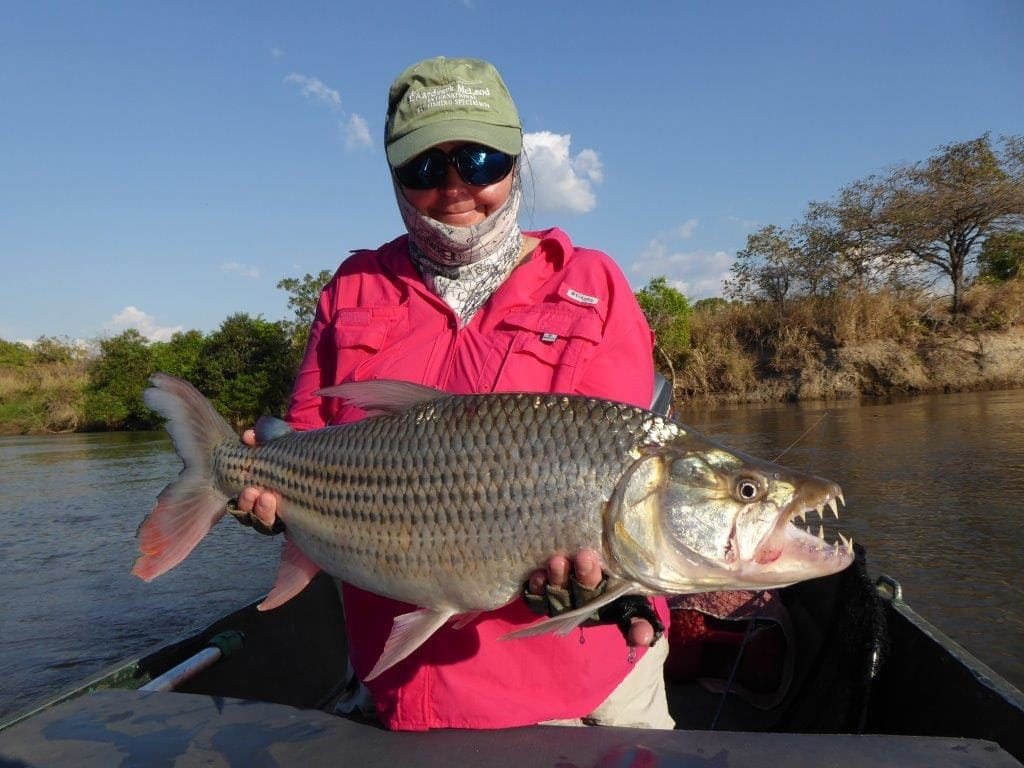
[232,56,672,731]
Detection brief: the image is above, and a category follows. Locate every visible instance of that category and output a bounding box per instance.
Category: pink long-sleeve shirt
[285,227,667,730]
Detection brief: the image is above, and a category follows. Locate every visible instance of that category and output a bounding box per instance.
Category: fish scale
[208,393,673,610]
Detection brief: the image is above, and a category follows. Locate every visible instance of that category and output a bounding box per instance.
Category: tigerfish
[135,373,853,681]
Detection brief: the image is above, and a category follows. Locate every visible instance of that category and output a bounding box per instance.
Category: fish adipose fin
[500,581,636,640]
[364,607,457,681]
[258,539,322,610]
[314,380,445,416]
[132,374,238,582]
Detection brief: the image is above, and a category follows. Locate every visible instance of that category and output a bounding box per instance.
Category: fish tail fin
[132,373,237,582]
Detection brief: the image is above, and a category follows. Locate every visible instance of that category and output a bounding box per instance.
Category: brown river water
[1,388,1022,720]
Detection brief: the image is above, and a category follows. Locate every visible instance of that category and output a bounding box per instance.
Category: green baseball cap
[385,57,522,168]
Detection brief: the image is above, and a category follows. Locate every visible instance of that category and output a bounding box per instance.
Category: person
[233,56,673,731]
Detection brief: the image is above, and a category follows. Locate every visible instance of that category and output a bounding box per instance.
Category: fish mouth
[739,483,854,579]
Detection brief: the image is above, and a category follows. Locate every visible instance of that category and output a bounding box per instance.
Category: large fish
[135,373,853,680]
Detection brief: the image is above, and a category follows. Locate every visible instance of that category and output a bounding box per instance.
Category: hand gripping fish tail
[134,373,856,682]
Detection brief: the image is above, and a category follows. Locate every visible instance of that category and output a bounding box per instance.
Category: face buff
[395,169,524,326]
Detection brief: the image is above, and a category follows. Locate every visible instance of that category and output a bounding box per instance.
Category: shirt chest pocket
[487,306,604,393]
[330,306,409,381]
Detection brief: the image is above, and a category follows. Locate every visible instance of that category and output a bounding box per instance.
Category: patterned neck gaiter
[395,169,524,325]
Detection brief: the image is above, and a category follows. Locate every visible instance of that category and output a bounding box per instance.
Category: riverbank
[696,326,1024,404]
[673,278,1024,405]
[3,279,1024,433]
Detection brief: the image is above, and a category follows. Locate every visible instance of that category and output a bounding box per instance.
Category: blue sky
[3,1,1022,344]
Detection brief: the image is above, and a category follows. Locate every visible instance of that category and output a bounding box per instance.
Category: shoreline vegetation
[2,277,1023,437]
[4,132,1022,435]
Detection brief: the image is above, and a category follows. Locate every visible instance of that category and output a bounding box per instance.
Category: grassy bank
[0,361,88,435]
[676,278,1024,403]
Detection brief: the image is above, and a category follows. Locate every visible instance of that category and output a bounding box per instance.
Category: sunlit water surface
[1,388,1021,719]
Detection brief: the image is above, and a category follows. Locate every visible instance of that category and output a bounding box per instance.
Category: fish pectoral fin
[254,415,294,442]
[450,611,481,630]
[364,607,456,681]
[257,539,321,611]
[499,581,637,641]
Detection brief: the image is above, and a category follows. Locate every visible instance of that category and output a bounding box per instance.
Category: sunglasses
[393,144,515,190]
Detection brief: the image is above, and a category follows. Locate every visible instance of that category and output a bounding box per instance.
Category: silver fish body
[212,393,680,611]
[136,374,853,679]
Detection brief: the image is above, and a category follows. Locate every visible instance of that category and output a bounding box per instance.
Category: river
[1,389,1022,720]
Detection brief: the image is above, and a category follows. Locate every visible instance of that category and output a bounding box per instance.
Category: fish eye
[734,475,765,502]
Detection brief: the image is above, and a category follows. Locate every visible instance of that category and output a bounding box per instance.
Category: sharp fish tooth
[817,525,824,543]
[838,532,851,550]
[815,504,824,520]
[828,498,839,519]
[838,492,846,507]
[795,510,806,524]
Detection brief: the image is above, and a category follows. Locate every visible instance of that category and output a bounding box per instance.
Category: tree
[277,269,334,351]
[822,134,1024,313]
[0,339,34,367]
[83,330,157,430]
[152,329,206,381]
[635,277,691,388]
[725,225,802,306]
[978,231,1024,282]
[32,335,85,364]
[194,313,297,430]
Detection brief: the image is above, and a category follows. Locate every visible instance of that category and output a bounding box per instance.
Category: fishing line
[710,617,758,730]
[772,411,830,465]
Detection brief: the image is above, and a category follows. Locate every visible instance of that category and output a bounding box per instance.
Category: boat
[2,551,1022,767]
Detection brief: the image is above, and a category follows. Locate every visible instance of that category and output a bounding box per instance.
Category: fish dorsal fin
[313,380,446,415]
[254,415,294,443]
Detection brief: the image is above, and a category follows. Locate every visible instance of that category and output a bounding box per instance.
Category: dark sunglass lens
[456,146,513,186]
[394,149,447,190]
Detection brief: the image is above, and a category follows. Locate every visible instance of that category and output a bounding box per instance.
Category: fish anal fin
[364,607,455,681]
[313,380,445,415]
[257,539,321,611]
[500,581,636,641]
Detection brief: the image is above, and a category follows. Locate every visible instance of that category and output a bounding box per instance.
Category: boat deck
[1,688,1020,768]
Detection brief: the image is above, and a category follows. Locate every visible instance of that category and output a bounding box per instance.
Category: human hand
[227,429,283,535]
[526,549,657,647]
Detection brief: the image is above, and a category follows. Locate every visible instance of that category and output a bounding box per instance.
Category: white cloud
[626,224,733,299]
[675,218,699,240]
[344,114,372,150]
[221,261,261,279]
[271,45,284,60]
[521,131,603,214]
[726,214,761,232]
[284,73,341,108]
[106,307,182,343]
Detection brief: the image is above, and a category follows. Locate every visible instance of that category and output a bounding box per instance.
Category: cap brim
[386,120,522,167]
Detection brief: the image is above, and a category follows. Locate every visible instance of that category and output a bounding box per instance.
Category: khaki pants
[542,638,675,729]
